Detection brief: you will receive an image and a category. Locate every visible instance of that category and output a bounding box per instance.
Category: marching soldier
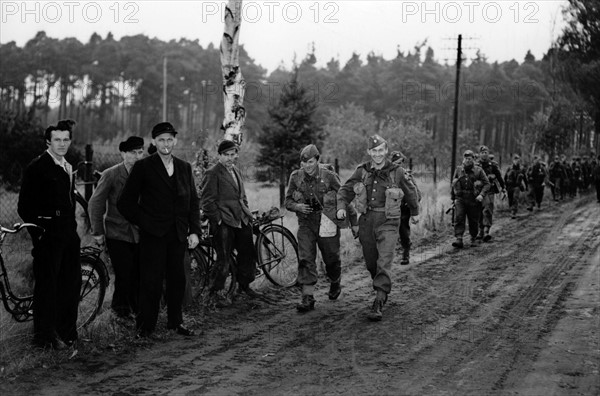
[391,151,421,265]
[337,135,419,321]
[526,155,550,211]
[285,144,358,312]
[504,154,528,219]
[549,155,567,201]
[476,145,505,242]
[451,150,490,248]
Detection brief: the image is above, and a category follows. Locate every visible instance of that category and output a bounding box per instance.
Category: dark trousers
[211,222,257,291]
[106,238,139,317]
[550,179,564,200]
[596,181,600,202]
[358,211,399,294]
[297,217,341,286]
[399,204,411,250]
[32,233,81,344]
[137,227,186,333]
[528,185,544,207]
[454,198,481,239]
[478,194,495,232]
[507,187,521,215]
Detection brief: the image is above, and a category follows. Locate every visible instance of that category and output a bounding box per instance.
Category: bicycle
[188,208,299,300]
[0,222,110,329]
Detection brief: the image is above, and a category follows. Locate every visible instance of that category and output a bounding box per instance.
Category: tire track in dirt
[4,198,598,395]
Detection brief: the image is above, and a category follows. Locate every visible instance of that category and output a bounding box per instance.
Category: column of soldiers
[19,118,600,349]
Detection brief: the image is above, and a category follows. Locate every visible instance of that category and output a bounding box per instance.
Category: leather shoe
[33,337,67,350]
[168,324,195,336]
[296,295,315,312]
[239,284,262,299]
[328,282,341,300]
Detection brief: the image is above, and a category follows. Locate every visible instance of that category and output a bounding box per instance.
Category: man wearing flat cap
[285,144,358,312]
[337,135,420,321]
[118,122,201,338]
[89,136,144,319]
[504,154,528,219]
[476,145,505,242]
[451,150,490,248]
[200,139,260,306]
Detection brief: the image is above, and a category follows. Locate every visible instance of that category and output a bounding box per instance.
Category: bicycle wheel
[256,224,299,287]
[189,247,210,299]
[78,255,108,328]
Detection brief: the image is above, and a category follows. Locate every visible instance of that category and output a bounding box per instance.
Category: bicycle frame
[0,223,40,322]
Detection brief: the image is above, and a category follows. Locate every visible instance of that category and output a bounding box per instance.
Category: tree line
[0,0,597,181]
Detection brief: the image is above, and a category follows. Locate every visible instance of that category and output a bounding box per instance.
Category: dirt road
[2,197,599,395]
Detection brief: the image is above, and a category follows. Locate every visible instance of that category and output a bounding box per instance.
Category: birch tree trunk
[220,0,245,144]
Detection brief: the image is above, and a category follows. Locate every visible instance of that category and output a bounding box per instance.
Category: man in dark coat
[18,119,81,350]
[200,140,260,306]
[118,122,201,338]
[526,155,550,211]
[88,136,144,318]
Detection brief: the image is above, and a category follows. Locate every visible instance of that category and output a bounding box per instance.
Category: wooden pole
[450,34,462,186]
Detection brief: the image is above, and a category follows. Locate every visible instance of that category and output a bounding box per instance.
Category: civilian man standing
[18,119,81,350]
[200,140,260,306]
[88,136,144,319]
[118,122,200,338]
[337,135,420,321]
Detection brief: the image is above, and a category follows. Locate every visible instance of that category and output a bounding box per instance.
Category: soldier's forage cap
[151,122,178,138]
[391,151,406,163]
[479,145,489,153]
[368,134,387,150]
[300,144,320,161]
[217,139,238,154]
[513,154,521,159]
[119,136,144,152]
[463,150,475,158]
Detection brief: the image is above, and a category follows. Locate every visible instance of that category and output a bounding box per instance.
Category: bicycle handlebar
[0,223,44,234]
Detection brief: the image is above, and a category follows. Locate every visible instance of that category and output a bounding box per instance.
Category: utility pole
[162,56,167,121]
[450,34,462,184]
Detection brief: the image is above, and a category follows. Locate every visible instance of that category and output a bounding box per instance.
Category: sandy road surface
[2,197,599,395]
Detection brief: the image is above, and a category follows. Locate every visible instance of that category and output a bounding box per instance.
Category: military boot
[476,228,484,240]
[452,237,464,249]
[483,227,492,242]
[296,295,315,312]
[400,248,410,265]
[367,291,387,322]
[328,282,341,300]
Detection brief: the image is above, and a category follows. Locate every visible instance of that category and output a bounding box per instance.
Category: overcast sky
[1,1,567,72]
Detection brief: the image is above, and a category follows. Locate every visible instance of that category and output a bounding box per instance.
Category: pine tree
[257,69,323,176]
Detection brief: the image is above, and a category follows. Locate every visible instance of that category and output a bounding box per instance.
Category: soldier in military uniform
[504,154,528,219]
[549,155,567,201]
[561,154,574,199]
[390,151,421,265]
[451,150,490,249]
[285,144,358,312]
[476,146,505,242]
[593,155,600,203]
[526,155,550,211]
[337,135,419,321]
